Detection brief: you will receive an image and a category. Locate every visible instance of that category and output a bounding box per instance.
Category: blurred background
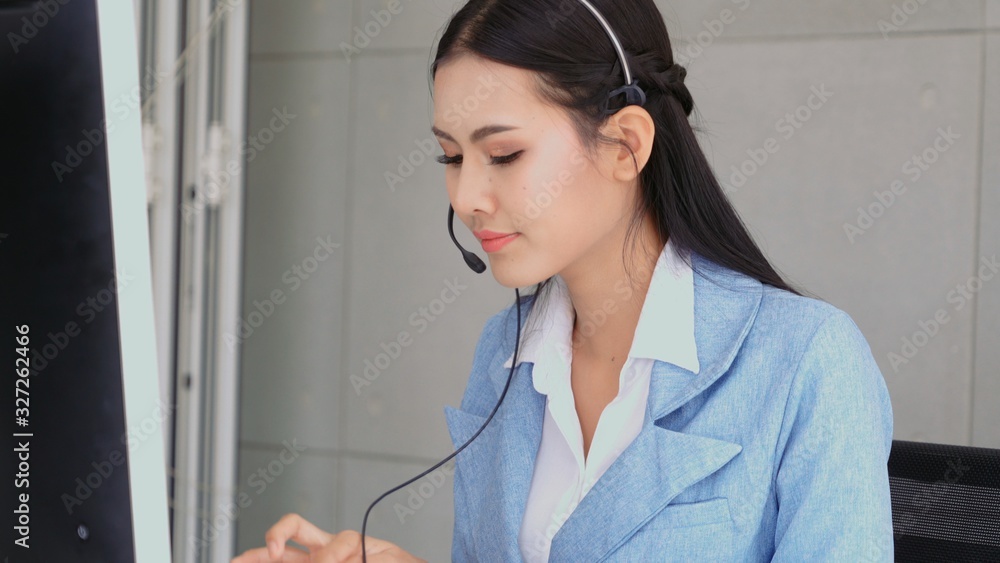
[120,0,999,561]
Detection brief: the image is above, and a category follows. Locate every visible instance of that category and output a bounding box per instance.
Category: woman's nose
[451,163,496,219]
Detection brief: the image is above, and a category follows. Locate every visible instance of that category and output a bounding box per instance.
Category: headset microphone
[448,205,487,274]
[362,1,643,559]
[360,204,516,562]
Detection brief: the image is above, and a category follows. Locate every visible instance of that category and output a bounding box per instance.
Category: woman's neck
[561,215,663,364]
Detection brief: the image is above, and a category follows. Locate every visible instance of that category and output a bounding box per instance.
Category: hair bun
[672,63,687,84]
[652,63,685,89]
[645,62,691,116]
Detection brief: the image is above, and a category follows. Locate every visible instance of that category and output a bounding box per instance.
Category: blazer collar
[488,250,763,420]
[449,250,762,561]
[502,237,701,396]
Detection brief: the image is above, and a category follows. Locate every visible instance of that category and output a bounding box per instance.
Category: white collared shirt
[504,238,701,563]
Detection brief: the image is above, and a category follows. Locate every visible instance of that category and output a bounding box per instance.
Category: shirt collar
[502,238,700,375]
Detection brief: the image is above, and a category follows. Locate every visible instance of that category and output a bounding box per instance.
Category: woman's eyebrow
[431,124,520,144]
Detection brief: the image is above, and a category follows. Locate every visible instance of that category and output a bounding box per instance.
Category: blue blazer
[443,251,894,562]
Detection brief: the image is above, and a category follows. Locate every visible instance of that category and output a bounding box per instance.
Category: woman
[234,0,894,561]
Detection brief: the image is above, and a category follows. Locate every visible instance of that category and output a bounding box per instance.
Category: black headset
[361,2,646,559]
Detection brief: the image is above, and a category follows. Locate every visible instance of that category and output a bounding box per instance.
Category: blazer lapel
[646,250,763,422]
[546,421,744,561]
[446,250,763,562]
[548,251,763,561]
[445,352,546,560]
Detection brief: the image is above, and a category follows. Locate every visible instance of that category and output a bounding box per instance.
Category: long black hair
[429,0,812,322]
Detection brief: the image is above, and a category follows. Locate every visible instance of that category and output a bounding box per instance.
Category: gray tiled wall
[235,0,999,560]
[974,31,999,447]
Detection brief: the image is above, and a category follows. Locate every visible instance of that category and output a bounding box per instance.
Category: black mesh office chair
[888,439,1000,562]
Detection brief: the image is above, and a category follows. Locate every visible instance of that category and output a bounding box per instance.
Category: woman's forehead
[432,57,569,140]
[434,57,535,109]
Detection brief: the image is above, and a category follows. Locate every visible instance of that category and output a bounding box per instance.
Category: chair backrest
[887,439,1000,561]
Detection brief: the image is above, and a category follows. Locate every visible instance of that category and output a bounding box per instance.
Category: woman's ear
[601,106,656,183]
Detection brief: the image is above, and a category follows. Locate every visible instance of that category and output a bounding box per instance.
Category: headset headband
[574,0,647,115]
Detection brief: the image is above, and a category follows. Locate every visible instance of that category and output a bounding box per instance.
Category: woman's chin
[488,260,548,290]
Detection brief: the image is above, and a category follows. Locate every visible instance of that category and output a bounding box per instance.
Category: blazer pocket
[611,498,735,562]
[645,497,732,529]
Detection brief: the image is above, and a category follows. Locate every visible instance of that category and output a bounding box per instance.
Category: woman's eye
[436,154,461,166]
[434,151,523,168]
[491,150,523,166]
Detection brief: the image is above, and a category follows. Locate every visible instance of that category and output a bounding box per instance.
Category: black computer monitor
[1,1,171,561]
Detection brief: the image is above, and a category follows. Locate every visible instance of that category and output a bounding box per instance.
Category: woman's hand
[230,513,426,563]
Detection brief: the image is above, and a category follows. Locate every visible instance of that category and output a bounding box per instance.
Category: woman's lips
[477,232,520,253]
[474,229,512,240]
